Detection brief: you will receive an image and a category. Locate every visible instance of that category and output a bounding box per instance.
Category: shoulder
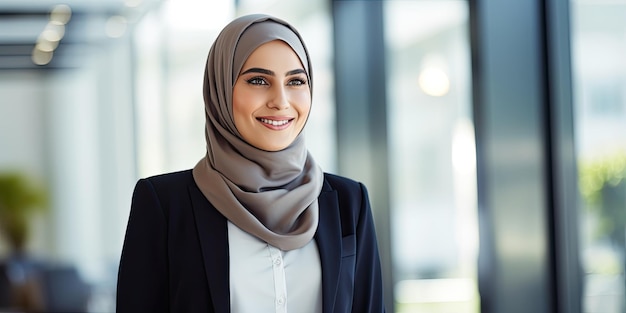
[143,169,194,184]
[130,170,200,220]
[135,169,195,198]
[323,172,364,191]
[141,169,193,187]
[322,172,369,204]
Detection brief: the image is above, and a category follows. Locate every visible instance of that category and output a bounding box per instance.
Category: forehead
[242,40,304,68]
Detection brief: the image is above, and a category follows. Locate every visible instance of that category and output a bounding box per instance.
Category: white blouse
[228,221,323,313]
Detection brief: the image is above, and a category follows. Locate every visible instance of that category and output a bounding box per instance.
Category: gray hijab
[192,14,323,251]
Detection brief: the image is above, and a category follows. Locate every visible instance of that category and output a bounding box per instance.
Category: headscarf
[192,14,323,251]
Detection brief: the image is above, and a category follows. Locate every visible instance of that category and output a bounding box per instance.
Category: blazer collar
[315,182,341,313]
[189,183,230,313]
[190,177,342,313]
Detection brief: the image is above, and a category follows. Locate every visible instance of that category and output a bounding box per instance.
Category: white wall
[0,37,137,289]
[0,71,49,256]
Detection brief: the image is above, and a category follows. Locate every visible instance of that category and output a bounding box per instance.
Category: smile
[258,118,292,126]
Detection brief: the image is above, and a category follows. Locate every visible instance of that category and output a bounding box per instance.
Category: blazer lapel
[187,178,341,313]
[188,184,230,313]
[315,184,341,313]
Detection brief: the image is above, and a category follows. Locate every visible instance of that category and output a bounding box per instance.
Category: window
[572,1,626,312]
[384,1,479,312]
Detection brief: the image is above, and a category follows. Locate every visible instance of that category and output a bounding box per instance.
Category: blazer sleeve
[116,179,169,313]
[352,182,386,312]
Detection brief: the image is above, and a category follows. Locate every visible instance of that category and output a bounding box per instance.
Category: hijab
[192,14,323,251]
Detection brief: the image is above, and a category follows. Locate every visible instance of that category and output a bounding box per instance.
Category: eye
[247,77,268,85]
[287,78,308,86]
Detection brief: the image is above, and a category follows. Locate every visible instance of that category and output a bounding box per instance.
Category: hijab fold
[192,14,323,251]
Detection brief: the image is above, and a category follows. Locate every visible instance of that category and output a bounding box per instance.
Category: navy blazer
[116,169,385,313]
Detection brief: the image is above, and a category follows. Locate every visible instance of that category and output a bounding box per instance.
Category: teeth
[260,118,289,126]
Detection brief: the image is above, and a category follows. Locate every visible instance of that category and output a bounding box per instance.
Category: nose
[267,85,290,110]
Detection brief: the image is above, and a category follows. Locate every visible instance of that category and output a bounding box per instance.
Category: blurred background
[0,0,624,312]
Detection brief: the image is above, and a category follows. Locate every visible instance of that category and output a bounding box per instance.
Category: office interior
[0,0,625,312]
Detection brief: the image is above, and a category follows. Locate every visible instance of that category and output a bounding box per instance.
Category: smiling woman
[233,40,312,152]
[116,14,386,313]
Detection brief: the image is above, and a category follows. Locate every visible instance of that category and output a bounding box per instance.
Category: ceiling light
[418,67,450,97]
[41,22,65,42]
[417,54,451,97]
[36,39,59,52]
[106,16,128,38]
[50,4,72,25]
[32,48,53,66]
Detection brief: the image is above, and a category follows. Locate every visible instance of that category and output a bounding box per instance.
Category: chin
[264,145,289,152]
[259,141,292,151]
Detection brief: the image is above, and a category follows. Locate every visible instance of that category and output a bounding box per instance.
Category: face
[233,40,311,151]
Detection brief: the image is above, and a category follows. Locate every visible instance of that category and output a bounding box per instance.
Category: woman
[116,14,385,313]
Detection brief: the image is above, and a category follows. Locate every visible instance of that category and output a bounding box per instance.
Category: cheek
[232,90,255,124]
[293,92,312,118]
[232,100,244,127]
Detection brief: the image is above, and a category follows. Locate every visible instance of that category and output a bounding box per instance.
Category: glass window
[134,1,236,177]
[383,1,479,312]
[572,1,626,312]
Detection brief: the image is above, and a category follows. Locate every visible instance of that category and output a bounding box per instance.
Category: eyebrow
[240,67,306,77]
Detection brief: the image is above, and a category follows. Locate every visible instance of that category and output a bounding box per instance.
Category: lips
[256,117,295,130]
[258,117,291,126]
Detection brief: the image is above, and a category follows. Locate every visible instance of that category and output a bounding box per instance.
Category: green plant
[578,152,626,242]
[0,172,47,253]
